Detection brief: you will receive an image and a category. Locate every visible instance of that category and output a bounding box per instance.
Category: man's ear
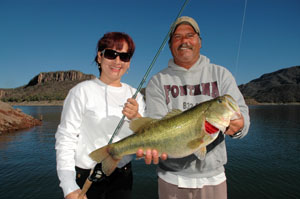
[199,38,202,50]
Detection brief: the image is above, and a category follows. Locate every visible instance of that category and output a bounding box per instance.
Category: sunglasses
[101,49,132,62]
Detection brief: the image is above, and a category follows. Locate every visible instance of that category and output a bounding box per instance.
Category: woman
[55,32,145,199]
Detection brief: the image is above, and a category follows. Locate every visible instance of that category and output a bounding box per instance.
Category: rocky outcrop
[26,70,95,87]
[0,101,42,133]
[0,70,96,102]
[0,90,5,98]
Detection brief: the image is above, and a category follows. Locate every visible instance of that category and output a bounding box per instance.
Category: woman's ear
[97,51,102,65]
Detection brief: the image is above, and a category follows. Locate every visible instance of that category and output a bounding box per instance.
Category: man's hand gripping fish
[89,94,241,176]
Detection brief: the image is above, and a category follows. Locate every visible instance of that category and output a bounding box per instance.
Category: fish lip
[224,95,241,119]
[205,119,225,134]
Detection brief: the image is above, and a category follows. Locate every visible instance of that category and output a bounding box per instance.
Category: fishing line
[234,0,247,77]
[78,1,190,198]
[108,0,190,144]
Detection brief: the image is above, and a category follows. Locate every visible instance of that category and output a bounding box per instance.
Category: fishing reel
[88,163,107,183]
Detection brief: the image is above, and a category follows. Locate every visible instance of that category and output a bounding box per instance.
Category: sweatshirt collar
[168,54,210,72]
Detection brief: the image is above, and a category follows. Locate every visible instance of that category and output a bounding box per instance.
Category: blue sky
[1,0,299,89]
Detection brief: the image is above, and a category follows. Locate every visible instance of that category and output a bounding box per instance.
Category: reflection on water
[0,106,63,199]
[0,105,300,199]
[225,105,300,199]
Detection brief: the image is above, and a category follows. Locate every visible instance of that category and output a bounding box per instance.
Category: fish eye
[217,99,222,103]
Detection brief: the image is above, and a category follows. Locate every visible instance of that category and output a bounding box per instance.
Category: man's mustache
[178,43,193,50]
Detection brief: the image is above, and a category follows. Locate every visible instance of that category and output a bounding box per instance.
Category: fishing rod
[234,0,247,77]
[108,0,189,145]
[78,0,190,198]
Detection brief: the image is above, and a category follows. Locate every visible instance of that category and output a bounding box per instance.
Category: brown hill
[0,70,96,102]
[239,66,300,103]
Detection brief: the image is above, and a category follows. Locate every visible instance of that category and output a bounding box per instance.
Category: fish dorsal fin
[162,109,182,120]
[130,117,158,133]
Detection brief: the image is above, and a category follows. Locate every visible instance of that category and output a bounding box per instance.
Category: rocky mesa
[0,70,96,102]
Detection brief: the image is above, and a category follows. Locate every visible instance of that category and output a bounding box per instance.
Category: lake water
[0,105,300,199]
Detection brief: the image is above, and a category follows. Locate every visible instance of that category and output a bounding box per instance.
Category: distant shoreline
[249,103,300,106]
[7,100,300,106]
[8,100,64,106]
[244,99,300,106]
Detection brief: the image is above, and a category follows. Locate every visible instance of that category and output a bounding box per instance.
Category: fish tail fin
[89,145,120,176]
[89,145,109,163]
[102,155,120,176]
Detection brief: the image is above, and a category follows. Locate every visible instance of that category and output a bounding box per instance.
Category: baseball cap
[170,16,200,36]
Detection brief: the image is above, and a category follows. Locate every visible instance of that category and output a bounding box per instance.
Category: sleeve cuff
[229,129,243,139]
[57,170,80,197]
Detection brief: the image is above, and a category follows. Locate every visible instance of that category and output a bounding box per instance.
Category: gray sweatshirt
[145,55,250,178]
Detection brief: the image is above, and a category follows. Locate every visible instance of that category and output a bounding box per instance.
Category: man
[139,16,250,199]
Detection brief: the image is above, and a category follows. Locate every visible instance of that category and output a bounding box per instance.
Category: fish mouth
[207,95,241,133]
[206,118,227,133]
[204,95,241,135]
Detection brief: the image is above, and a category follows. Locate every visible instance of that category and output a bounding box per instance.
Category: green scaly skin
[107,94,239,160]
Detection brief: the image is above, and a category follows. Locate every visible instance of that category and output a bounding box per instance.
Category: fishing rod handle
[78,177,92,199]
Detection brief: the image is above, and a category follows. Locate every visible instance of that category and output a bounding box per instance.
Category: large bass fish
[89,94,241,176]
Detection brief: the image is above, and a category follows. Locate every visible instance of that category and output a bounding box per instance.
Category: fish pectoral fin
[187,138,207,160]
[194,147,207,160]
[89,145,110,163]
[130,117,158,132]
[101,156,120,176]
[163,109,182,120]
[187,138,204,149]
